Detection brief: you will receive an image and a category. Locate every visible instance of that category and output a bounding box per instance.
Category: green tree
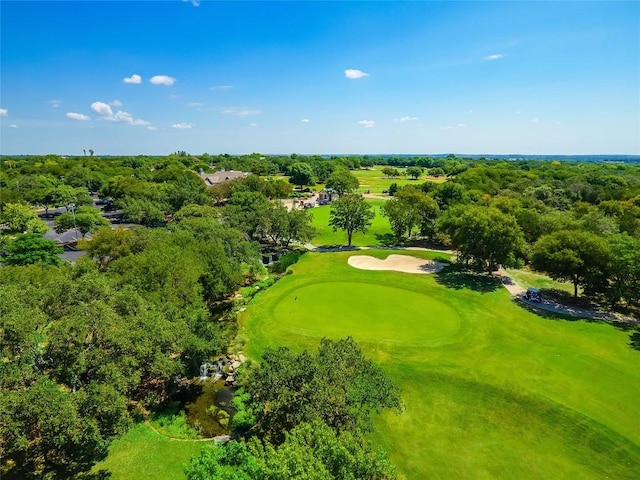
[81,226,141,268]
[186,422,397,480]
[283,208,316,247]
[246,337,402,442]
[381,167,400,178]
[225,191,272,241]
[325,168,359,195]
[3,234,62,266]
[165,171,209,212]
[54,206,110,238]
[47,185,93,210]
[406,166,424,180]
[1,203,48,233]
[433,181,466,209]
[119,197,167,227]
[264,204,315,247]
[437,206,526,271]
[2,376,108,479]
[288,163,316,191]
[607,234,640,306]
[531,230,611,298]
[184,440,262,480]
[328,194,375,246]
[383,187,439,241]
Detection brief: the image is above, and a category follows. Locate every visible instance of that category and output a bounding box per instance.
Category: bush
[270,250,305,274]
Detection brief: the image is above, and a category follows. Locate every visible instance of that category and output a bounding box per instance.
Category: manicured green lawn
[93,423,205,480]
[240,250,640,479]
[309,199,393,247]
[352,167,446,194]
[505,267,576,294]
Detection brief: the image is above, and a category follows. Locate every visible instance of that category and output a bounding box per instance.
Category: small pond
[174,378,237,437]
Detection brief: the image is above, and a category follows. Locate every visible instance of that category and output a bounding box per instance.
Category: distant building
[317,188,339,205]
[199,170,250,186]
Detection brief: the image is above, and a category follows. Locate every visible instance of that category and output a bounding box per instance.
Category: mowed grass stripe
[239,250,640,479]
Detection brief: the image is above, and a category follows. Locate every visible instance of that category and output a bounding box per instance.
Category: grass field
[239,250,640,479]
[309,199,394,247]
[352,167,447,194]
[505,267,576,294]
[93,423,204,479]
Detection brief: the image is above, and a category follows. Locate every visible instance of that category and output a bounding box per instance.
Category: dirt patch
[348,254,445,274]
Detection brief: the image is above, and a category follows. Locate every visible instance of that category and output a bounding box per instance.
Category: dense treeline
[1,208,262,478]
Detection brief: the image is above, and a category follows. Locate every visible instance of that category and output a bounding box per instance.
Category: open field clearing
[94,423,203,480]
[239,250,640,479]
[309,199,393,246]
[353,167,447,194]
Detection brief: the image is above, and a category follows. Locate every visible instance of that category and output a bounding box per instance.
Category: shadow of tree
[374,233,397,247]
[630,331,640,351]
[434,266,502,293]
[513,297,583,322]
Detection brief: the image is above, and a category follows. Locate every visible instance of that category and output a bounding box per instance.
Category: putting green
[273,282,461,347]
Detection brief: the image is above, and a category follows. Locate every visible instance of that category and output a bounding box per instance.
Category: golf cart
[526,287,542,303]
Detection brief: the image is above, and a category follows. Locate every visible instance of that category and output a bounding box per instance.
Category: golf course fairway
[240,250,640,479]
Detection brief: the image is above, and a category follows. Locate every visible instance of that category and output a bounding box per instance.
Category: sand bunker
[347,254,445,274]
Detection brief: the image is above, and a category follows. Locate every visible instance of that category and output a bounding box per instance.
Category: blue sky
[1,0,638,155]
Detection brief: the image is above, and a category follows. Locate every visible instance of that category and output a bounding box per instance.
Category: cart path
[493,268,638,325]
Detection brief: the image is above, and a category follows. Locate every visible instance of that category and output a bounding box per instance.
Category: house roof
[199,170,249,186]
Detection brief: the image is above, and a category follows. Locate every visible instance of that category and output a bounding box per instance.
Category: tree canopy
[328,195,375,246]
[288,162,316,190]
[437,206,526,271]
[325,168,359,195]
[531,230,611,298]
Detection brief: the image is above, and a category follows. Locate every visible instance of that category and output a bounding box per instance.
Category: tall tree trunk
[573,275,579,299]
[347,230,353,247]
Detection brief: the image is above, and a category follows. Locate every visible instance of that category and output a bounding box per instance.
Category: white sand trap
[348,254,445,274]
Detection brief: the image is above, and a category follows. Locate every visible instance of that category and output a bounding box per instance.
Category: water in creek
[178,379,237,437]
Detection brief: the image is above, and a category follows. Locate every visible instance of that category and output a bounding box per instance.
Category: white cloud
[49,100,61,108]
[10,124,18,128]
[91,101,113,117]
[183,0,200,6]
[0,108,8,117]
[345,69,369,79]
[249,123,258,127]
[394,116,419,122]
[515,110,522,115]
[358,120,375,128]
[112,111,149,125]
[457,123,467,128]
[172,122,194,129]
[110,99,123,107]
[147,126,158,131]
[188,102,203,107]
[150,75,176,86]
[483,53,506,61]
[123,74,142,84]
[91,101,149,125]
[301,118,310,123]
[66,112,91,121]
[222,107,261,117]
[210,85,234,90]
[532,118,539,123]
